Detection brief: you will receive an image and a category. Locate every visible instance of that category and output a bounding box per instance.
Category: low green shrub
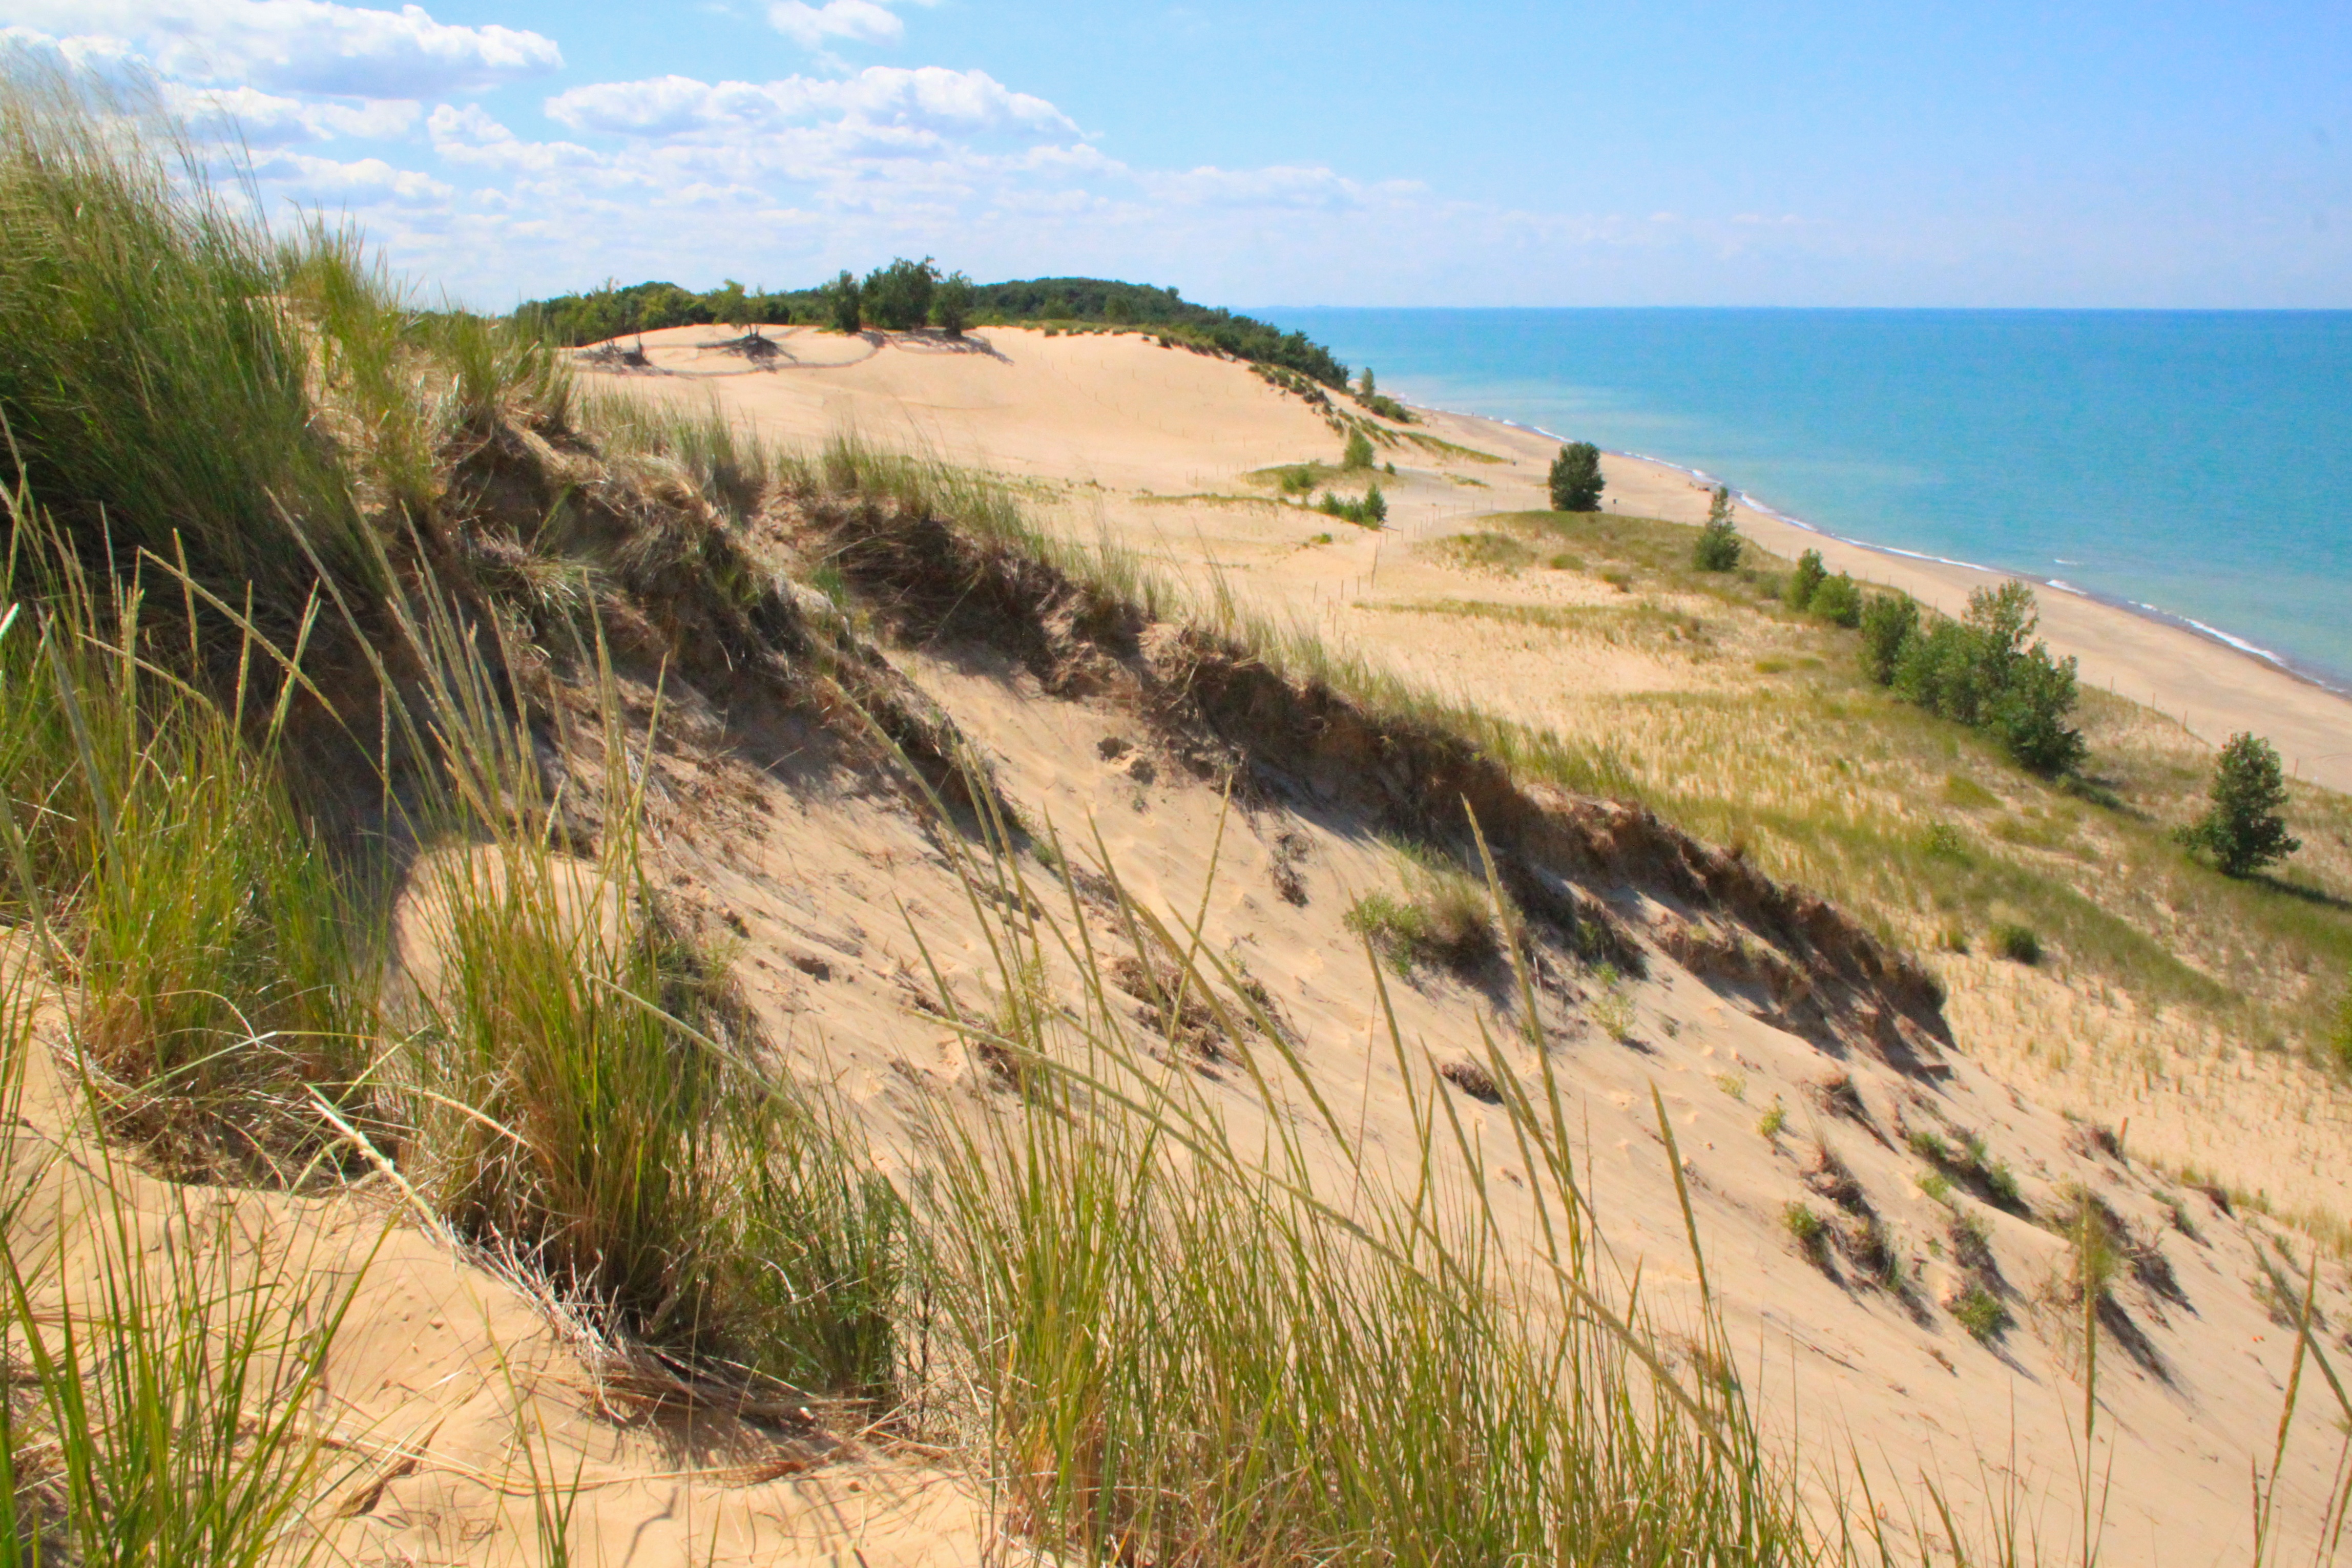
[1342,428,1376,469]
[1858,592,1919,685]
[1782,1202,1828,1264]
[1343,870,1494,978]
[1990,923,2042,965]
[1952,1285,2009,1342]
[1922,823,1971,864]
[1589,979,1636,1041]
[1317,484,1386,528]
[1809,572,1861,628]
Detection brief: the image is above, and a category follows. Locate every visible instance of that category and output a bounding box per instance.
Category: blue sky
[4,0,2346,308]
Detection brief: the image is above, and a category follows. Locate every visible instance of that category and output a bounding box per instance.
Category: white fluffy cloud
[0,0,559,97]
[545,67,1073,141]
[171,82,417,143]
[427,102,597,173]
[248,146,450,202]
[767,0,898,50]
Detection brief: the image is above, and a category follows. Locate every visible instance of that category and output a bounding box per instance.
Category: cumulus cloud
[171,81,417,143]
[0,0,560,97]
[427,102,597,172]
[1,24,149,82]
[545,67,1073,141]
[766,0,903,50]
[248,146,451,203]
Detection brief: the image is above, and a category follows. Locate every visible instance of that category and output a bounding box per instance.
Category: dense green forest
[511,265,1350,387]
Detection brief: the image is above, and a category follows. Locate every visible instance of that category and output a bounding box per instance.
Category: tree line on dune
[512,261,1352,388]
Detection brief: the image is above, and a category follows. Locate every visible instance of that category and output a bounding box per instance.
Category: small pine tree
[1359,366,1377,397]
[1342,428,1376,469]
[1786,549,1826,610]
[1363,484,1387,526]
[1692,485,1742,571]
[825,269,863,333]
[1548,442,1603,512]
[933,269,975,337]
[2181,732,2300,876]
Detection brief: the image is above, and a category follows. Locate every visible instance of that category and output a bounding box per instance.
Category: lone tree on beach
[2181,733,2300,877]
[1548,442,1603,511]
[1692,485,1742,571]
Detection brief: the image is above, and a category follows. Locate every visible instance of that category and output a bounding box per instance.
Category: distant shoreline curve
[1412,398,2352,702]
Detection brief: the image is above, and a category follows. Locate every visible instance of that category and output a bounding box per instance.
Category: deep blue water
[1252,308,2352,689]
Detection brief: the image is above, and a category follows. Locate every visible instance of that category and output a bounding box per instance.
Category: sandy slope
[591,322,2352,1215]
[601,322,2352,796]
[607,607,2349,1564]
[109,320,2336,1564]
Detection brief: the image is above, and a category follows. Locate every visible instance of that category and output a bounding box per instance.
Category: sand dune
[552,322,2352,1561]
[598,322,2352,795]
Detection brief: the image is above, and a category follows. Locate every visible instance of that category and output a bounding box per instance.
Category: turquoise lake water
[1253,308,2352,690]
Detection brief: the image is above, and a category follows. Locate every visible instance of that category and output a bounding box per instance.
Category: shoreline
[1623,449,2352,702]
[1398,391,2352,700]
[1403,395,2352,792]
